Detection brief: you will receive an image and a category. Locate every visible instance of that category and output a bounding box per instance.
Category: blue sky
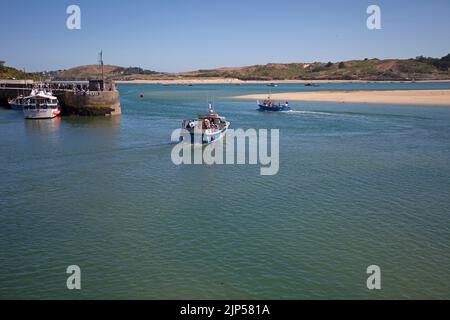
[0,0,449,72]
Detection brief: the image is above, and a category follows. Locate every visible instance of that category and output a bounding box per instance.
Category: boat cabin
[22,92,58,109]
[182,113,227,131]
[198,113,227,130]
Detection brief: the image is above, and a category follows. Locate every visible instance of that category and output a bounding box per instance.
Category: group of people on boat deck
[262,99,289,107]
[202,118,225,130]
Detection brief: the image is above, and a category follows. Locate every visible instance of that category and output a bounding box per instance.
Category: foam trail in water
[288,110,340,116]
[289,110,426,121]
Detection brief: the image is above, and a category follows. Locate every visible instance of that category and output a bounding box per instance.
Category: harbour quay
[0,79,121,116]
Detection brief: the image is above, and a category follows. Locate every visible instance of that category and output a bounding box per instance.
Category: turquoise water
[0,83,449,299]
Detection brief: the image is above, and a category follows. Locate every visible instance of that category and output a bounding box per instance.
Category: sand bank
[231,90,450,106]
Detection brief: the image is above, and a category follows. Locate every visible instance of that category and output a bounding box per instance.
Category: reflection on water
[63,115,122,129]
[24,117,62,133]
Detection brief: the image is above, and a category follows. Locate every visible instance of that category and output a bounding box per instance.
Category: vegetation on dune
[110,67,160,76]
[2,54,449,82]
[182,54,450,81]
[0,65,39,81]
[47,65,163,81]
[415,54,450,72]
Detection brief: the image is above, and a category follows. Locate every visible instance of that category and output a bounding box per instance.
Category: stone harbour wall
[56,90,121,116]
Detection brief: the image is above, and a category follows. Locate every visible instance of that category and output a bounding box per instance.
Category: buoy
[140,93,144,98]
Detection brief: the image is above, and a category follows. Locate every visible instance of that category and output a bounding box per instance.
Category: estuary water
[0,82,449,299]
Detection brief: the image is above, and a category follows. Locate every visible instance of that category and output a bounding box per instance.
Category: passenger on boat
[187,120,196,129]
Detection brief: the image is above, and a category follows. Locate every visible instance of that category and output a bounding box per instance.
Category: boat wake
[287,110,387,121]
[289,109,385,119]
[288,110,429,121]
[288,110,342,116]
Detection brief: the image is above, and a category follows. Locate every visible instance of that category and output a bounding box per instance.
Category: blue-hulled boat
[181,103,230,144]
[257,99,291,112]
[8,92,32,110]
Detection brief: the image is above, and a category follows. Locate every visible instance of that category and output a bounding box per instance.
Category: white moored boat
[21,90,61,119]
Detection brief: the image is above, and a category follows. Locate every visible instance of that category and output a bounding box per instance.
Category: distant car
[10,77,16,80]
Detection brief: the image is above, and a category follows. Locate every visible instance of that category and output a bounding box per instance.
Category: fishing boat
[21,90,61,119]
[257,97,291,112]
[181,103,230,144]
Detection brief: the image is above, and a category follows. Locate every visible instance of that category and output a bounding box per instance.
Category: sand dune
[232,90,450,106]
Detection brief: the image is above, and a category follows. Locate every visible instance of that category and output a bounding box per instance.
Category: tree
[440,53,450,62]
[338,62,346,69]
[433,54,450,71]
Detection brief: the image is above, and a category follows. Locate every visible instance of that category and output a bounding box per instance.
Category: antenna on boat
[206,91,213,113]
[208,99,213,113]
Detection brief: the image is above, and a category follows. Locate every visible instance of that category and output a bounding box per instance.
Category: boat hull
[258,104,291,112]
[10,103,23,110]
[23,106,61,119]
[202,127,228,144]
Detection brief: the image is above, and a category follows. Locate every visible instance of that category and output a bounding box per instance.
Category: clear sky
[1,0,449,72]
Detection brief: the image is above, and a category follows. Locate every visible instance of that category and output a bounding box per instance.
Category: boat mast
[99,50,104,85]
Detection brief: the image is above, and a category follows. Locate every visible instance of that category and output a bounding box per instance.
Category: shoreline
[115,78,450,85]
[231,90,450,106]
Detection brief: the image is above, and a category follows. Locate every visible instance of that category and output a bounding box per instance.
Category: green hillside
[0,65,39,81]
[49,65,164,81]
[180,54,450,81]
[6,54,449,82]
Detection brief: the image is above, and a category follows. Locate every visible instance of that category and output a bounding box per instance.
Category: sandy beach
[232,90,450,106]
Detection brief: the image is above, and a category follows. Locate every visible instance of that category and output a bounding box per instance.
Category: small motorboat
[267,83,278,87]
[21,90,61,119]
[181,103,230,144]
[257,98,291,112]
[8,94,27,110]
